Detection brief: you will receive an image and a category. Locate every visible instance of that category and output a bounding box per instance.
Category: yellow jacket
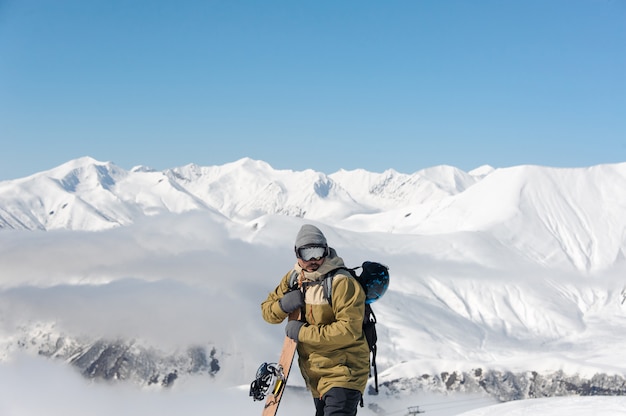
[261,250,370,398]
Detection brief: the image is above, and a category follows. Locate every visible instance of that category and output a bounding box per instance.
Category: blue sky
[0,0,624,180]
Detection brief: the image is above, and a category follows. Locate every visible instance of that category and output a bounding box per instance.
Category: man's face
[296,245,328,272]
[298,256,326,272]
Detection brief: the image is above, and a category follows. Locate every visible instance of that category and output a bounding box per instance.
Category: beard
[299,258,324,272]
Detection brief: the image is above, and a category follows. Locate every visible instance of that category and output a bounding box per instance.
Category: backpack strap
[287,270,299,290]
[364,303,379,393]
[320,266,358,307]
[321,274,334,306]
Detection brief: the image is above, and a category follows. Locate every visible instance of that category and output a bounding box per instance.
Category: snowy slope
[0,157,625,411]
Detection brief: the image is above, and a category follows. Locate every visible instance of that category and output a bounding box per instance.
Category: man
[261,224,370,416]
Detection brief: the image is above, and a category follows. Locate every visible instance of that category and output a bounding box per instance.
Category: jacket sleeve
[261,271,293,324]
[298,275,365,348]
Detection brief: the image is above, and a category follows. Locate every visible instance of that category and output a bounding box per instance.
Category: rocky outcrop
[29,333,221,387]
[375,369,626,401]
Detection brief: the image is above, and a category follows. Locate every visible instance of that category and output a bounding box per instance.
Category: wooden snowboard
[262,309,300,416]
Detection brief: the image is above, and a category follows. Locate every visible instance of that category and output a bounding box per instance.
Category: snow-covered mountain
[1,157,625,413]
[2,157,625,272]
[0,156,476,231]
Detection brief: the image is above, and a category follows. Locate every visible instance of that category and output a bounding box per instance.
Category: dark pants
[314,387,361,416]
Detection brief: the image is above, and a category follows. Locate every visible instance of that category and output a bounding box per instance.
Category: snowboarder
[261,224,370,416]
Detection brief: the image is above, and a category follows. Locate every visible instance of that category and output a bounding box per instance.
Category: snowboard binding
[249,362,286,401]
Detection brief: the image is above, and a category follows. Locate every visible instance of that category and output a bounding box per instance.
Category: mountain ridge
[1,157,625,273]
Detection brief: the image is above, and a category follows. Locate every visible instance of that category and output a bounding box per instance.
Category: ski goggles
[297,245,328,261]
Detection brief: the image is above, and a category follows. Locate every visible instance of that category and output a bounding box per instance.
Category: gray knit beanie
[295,224,327,249]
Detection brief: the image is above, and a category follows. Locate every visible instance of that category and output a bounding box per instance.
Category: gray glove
[285,320,305,342]
[279,290,304,313]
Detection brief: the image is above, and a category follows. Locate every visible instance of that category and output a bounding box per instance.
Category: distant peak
[41,156,111,177]
[64,156,104,167]
[232,157,273,170]
[469,165,495,177]
[131,165,156,173]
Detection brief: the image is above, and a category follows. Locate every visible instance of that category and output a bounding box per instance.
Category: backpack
[289,261,390,394]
